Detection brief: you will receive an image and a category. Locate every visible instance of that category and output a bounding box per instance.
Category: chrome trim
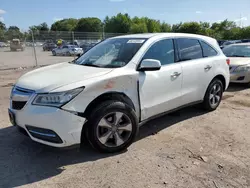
[11,86,34,102]
[28,130,56,137]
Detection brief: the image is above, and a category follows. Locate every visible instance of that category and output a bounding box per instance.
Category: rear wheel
[52,51,56,56]
[84,101,138,153]
[202,79,223,111]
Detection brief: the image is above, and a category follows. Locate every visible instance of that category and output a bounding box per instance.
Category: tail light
[226,59,230,65]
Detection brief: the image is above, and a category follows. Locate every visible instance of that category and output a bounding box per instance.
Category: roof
[230,42,250,46]
[113,33,214,40]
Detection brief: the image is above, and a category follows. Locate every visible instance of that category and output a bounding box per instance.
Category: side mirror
[138,59,161,71]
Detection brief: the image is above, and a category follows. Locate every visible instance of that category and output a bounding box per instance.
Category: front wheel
[202,79,223,111]
[84,101,139,153]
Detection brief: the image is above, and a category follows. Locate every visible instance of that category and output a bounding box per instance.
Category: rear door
[176,38,216,105]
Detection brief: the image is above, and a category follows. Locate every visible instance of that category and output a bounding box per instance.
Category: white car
[9,33,230,153]
[222,43,250,83]
[52,45,83,56]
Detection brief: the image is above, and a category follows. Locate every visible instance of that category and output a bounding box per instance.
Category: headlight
[233,65,250,72]
[32,87,84,107]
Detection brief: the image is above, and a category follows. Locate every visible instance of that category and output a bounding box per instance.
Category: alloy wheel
[209,83,222,107]
[96,112,132,148]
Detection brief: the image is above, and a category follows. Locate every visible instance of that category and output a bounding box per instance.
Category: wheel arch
[82,92,136,119]
[203,74,226,100]
[213,74,226,91]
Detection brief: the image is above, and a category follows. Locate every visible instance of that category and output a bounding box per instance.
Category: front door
[138,39,183,120]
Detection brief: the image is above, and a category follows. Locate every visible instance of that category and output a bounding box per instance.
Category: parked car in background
[223,43,250,84]
[80,42,100,53]
[0,42,7,47]
[10,39,25,51]
[43,43,57,51]
[241,39,250,43]
[221,40,242,49]
[26,42,37,47]
[217,40,227,48]
[52,45,83,56]
[8,33,230,153]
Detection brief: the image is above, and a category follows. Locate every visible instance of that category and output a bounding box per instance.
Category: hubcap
[209,83,222,107]
[96,112,132,147]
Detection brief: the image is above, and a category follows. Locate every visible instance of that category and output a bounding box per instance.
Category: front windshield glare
[223,45,250,57]
[74,38,147,68]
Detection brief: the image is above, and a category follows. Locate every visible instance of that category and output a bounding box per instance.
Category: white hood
[16,62,113,92]
[229,57,250,66]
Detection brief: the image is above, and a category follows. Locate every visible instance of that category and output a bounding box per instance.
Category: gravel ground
[0,68,250,188]
[0,47,75,70]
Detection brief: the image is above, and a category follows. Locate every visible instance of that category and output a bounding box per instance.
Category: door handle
[204,65,212,70]
[171,72,181,77]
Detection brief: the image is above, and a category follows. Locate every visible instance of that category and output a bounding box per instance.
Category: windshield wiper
[82,63,101,67]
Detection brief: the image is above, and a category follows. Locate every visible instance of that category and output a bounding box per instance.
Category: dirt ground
[1,68,250,188]
[0,47,74,70]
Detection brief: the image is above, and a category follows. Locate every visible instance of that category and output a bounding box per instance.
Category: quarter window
[177,38,203,61]
[143,39,175,65]
[200,41,217,57]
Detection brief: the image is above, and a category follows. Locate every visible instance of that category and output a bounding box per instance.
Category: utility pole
[31,30,38,67]
[102,24,105,40]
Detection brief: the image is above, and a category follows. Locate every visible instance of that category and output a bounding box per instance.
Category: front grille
[12,101,27,110]
[11,86,34,110]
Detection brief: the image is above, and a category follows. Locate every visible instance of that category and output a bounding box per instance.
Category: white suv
[9,33,230,153]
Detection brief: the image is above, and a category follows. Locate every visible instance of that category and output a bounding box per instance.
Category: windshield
[73,38,147,68]
[223,45,250,57]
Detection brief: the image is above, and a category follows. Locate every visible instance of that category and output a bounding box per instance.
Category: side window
[143,39,174,65]
[63,46,68,49]
[177,38,203,61]
[200,41,218,57]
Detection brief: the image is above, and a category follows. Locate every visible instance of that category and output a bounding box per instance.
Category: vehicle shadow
[226,83,249,92]
[0,106,206,187]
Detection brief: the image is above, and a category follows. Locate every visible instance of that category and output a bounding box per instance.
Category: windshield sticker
[127,39,145,44]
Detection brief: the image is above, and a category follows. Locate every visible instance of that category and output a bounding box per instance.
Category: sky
[0,0,250,30]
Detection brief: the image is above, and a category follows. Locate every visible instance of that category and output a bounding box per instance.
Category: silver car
[52,45,83,56]
[223,43,250,83]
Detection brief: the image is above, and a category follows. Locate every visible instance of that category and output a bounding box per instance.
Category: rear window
[177,38,203,61]
[200,41,218,57]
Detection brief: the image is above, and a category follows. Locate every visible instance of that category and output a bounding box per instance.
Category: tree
[5,26,24,40]
[160,22,171,32]
[172,23,183,32]
[130,22,148,33]
[145,18,161,33]
[0,21,6,41]
[178,22,202,34]
[74,17,102,32]
[104,13,132,33]
[0,21,6,30]
[51,18,78,31]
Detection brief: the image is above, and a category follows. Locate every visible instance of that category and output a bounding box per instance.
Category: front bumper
[230,71,250,83]
[9,104,86,147]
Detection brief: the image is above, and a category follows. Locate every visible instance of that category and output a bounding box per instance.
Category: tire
[52,51,56,56]
[84,101,139,153]
[202,79,223,111]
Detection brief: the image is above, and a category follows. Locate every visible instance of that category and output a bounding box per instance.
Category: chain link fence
[0,31,124,70]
